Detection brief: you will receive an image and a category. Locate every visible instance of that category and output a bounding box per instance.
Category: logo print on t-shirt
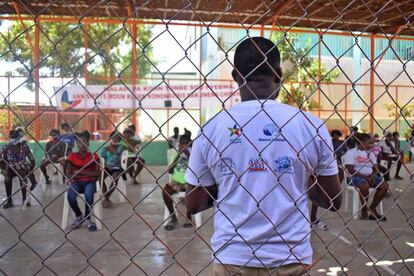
[228,124,242,144]
[274,156,294,174]
[228,124,241,137]
[259,124,285,142]
[217,157,236,176]
[248,158,268,173]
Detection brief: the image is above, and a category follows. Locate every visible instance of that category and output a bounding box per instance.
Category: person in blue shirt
[101,131,126,208]
[59,123,75,154]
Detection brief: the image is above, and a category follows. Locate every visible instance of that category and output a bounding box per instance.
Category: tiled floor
[0,165,413,275]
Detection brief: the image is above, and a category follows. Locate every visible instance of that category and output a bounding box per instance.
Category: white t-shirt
[168,135,181,149]
[185,100,338,268]
[343,148,377,176]
[379,140,395,155]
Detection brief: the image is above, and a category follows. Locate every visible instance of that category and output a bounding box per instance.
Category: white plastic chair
[122,149,143,184]
[341,156,384,219]
[40,162,65,187]
[40,143,68,190]
[0,174,30,209]
[61,158,104,230]
[103,152,127,203]
[166,148,175,183]
[163,148,202,228]
[163,191,202,228]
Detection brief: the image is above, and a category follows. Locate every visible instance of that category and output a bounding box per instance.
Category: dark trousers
[67,181,96,219]
[4,171,27,203]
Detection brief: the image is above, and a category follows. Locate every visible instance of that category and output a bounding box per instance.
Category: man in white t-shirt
[184,37,342,275]
[343,133,388,221]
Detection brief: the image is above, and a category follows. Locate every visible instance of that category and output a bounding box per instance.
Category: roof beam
[262,0,295,25]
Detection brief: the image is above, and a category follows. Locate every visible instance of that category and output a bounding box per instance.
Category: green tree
[271,33,339,111]
[383,102,414,118]
[0,104,21,139]
[0,20,155,85]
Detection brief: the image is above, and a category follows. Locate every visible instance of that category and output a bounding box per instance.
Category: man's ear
[275,67,283,83]
[231,69,239,83]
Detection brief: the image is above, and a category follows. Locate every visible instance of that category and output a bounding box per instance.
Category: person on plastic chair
[163,134,192,231]
[121,127,145,184]
[392,131,404,180]
[15,126,38,190]
[343,133,388,221]
[64,131,100,231]
[0,130,37,208]
[101,131,126,208]
[40,129,67,185]
[378,132,399,181]
[310,129,346,231]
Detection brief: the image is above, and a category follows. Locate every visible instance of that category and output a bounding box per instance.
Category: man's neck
[239,80,278,102]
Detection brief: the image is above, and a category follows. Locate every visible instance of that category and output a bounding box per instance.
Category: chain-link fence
[0,0,414,275]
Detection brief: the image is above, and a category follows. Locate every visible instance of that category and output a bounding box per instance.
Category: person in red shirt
[64,131,101,231]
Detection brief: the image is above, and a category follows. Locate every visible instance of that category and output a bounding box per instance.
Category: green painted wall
[0,140,170,166]
[0,140,411,166]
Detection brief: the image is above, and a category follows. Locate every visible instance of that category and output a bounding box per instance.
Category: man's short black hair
[50,129,60,136]
[9,130,19,140]
[358,133,371,143]
[61,122,70,129]
[331,129,342,137]
[234,37,281,81]
[392,131,399,137]
[128,125,136,131]
[75,131,90,141]
[123,128,134,135]
[180,134,191,143]
[110,130,120,138]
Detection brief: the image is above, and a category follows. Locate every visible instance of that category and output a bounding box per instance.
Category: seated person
[40,129,67,184]
[162,134,192,230]
[344,133,388,221]
[378,132,399,181]
[310,129,346,231]
[59,122,75,154]
[64,131,100,231]
[101,131,126,208]
[0,130,37,208]
[15,126,37,190]
[121,128,145,184]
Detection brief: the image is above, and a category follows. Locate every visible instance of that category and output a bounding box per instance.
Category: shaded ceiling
[0,0,413,35]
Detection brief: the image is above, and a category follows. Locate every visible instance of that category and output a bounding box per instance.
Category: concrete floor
[0,164,413,276]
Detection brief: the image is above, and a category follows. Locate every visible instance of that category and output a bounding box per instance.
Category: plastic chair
[163,191,202,228]
[40,143,68,190]
[163,148,202,228]
[103,152,127,203]
[122,149,143,184]
[166,148,176,183]
[61,158,104,230]
[341,157,384,219]
[0,174,30,209]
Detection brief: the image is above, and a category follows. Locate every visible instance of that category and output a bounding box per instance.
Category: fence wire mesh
[0,0,414,275]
